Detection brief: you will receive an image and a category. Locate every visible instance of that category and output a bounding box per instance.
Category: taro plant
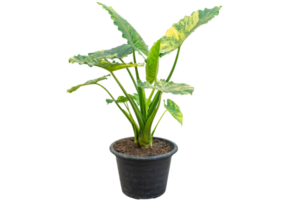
[68,3,221,148]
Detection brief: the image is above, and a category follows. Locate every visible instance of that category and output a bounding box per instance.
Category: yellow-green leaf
[67,74,110,93]
[146,39,161,84]
[95,60,143,71]
[88,44,133,60]
[164,99,183,125]
[160,6,221,57]
[106,95,128,104]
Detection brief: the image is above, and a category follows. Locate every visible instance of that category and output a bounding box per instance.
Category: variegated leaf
[98,3,149,56]
[67,74,110,93]
[160,6,221,57]
[106,95,128,104]
[164,99,183,125]
[137,79,194,95]
[67,43,132,68]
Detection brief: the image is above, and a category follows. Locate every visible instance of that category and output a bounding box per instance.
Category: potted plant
[67,2,221,199]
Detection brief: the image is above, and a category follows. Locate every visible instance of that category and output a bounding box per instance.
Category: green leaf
[67,43,132,68]
[146,39,161,84]
[67,74,110,93]
[103,92,140,106]
[67,43,146,72]
[95,60,143,71]
[160,6,221,57]
[98,2,149,56]
[164,99,183,125]
[137,79,194,95]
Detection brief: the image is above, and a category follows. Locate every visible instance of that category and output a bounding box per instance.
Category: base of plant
[114,137,173,157]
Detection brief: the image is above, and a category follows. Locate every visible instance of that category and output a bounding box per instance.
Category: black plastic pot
[110,137,178,199]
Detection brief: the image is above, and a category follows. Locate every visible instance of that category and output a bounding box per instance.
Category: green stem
[131,48,141,80]
[123,102,134,126]
[139,88,147,120]
[147,91,161,119]
[151,110,168,137]
[125,68,137,92]
[110,72,144,129]
[124,102,139,144]
[133,48,147,120]
[166,43,184,82]
[139,91,163,148]
[121,59,138,92]
[146,89,155,108]
[96,83,139,133]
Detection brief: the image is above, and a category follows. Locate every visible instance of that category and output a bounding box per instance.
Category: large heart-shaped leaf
[98,2,149,56]
[88,44,133,60]
[160,6,221,57]
[67,74,110,93]
[137,79,194,95]
[164,99,183,125]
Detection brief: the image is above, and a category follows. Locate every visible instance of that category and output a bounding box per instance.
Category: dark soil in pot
[113,138,174,156]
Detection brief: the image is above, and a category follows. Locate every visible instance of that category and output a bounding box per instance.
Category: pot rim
[110,137,178,160]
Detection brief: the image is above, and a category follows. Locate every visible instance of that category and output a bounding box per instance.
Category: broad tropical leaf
[146,39,161,84]
[137,79,194,95]
[98,2,149,56]
[164,99,183,125]
[160,6,221,57]
[103,92,140,106]
[67,43,132,68]
[67,74,110,93]
[69,45,132,68]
